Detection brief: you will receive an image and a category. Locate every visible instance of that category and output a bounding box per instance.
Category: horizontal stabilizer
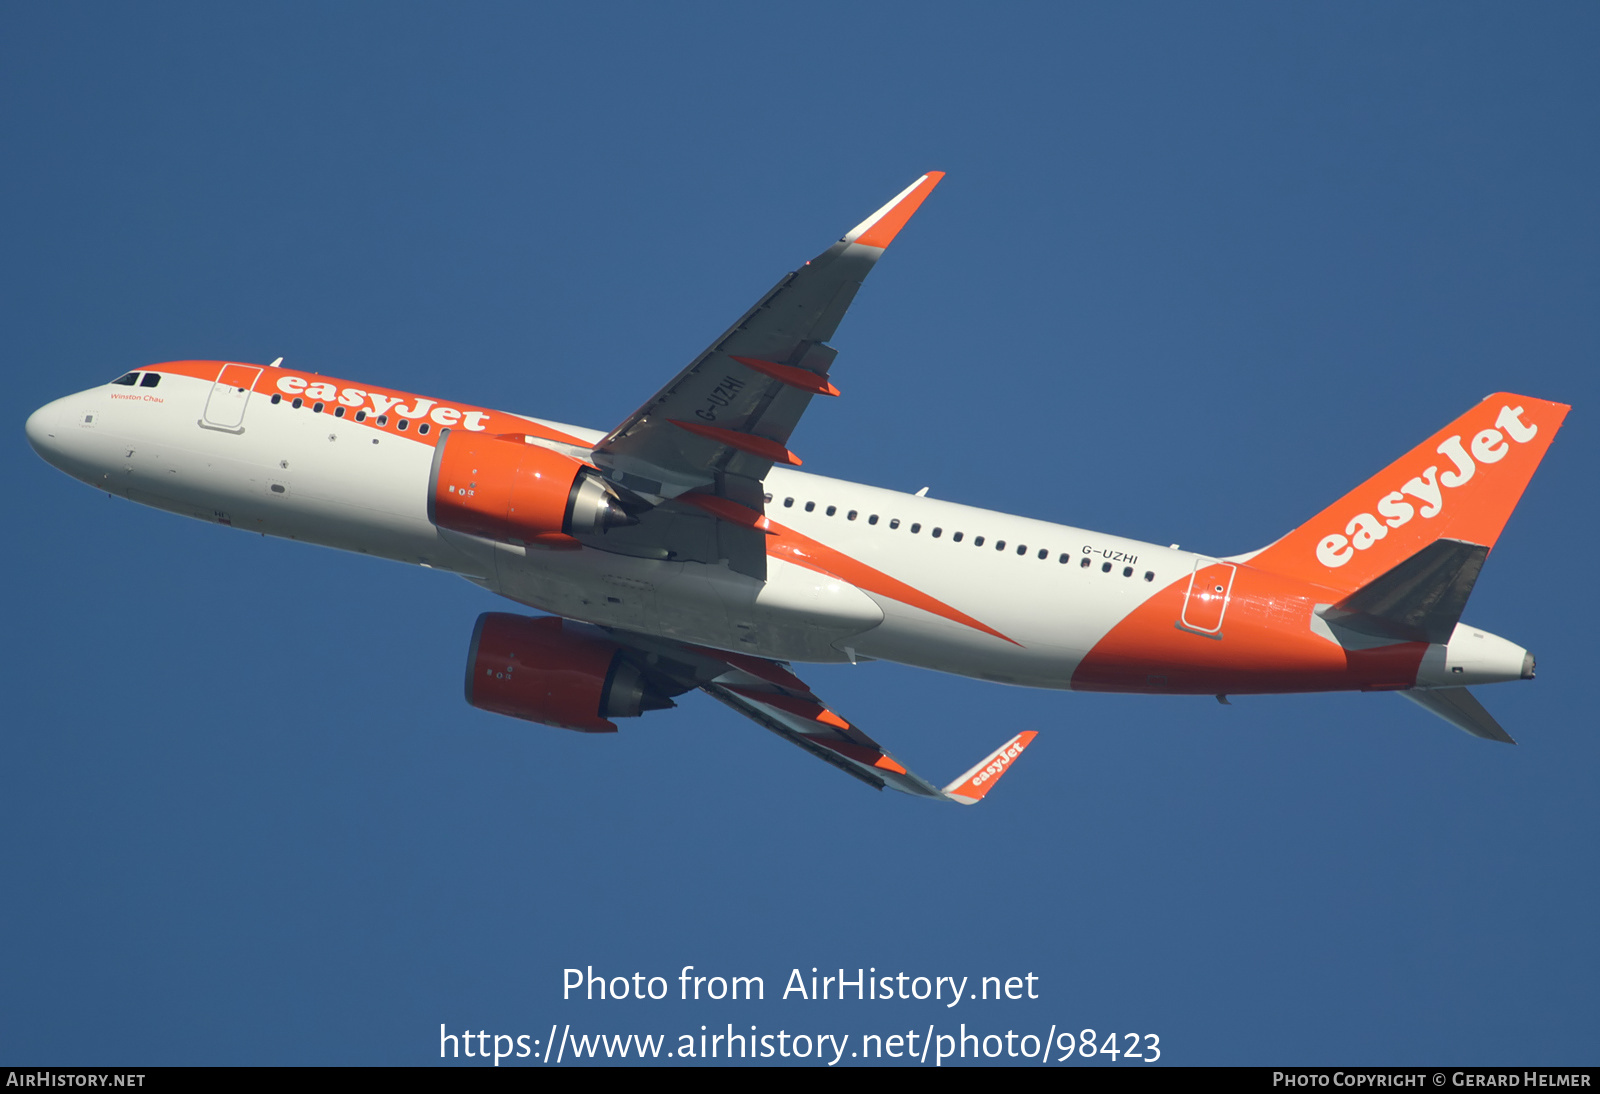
[1399,687,1516,744]
[1321,538,1488,644]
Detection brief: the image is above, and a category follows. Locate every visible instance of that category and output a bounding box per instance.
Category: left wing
[607,629,1035,803]
[587,173,944,577]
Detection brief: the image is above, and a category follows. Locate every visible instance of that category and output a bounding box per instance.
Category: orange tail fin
[1244,393,1569,595]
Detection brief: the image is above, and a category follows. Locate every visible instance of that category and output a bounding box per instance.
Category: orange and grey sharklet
[25,171,1568,800]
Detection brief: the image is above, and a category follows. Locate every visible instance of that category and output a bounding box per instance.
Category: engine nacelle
[464,613,678,732]
[427,429,636,546]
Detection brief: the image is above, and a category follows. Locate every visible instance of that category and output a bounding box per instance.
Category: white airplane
[25,173,1569,804]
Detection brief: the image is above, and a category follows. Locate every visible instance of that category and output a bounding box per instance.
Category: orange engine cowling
[427,429,637,545]
[464,613,678,732]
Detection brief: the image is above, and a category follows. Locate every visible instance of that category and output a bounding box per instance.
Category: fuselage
[26,360,1532,696]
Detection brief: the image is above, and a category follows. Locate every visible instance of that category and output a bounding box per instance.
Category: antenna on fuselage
[269,357,283,368]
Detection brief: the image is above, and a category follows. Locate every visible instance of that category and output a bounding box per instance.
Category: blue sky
[5,2,1596,1066]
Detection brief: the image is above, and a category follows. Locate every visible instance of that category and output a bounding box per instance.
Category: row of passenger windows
[765,494,1157,582]
[111,372,161,388]
[267,393,435,433]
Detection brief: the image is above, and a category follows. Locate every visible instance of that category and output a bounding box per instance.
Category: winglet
[843,172,945,250]
[942,730,1038,805]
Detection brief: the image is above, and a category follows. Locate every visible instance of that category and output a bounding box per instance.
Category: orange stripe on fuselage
[1073,564,1426,694]
[678,494,1019,646]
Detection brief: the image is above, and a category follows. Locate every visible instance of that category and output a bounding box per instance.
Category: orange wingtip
[943,730,1038,805]
[847,171,945,250]
[670,419,801,466]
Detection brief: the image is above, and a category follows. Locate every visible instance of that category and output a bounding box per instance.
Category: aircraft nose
[25,397,71,467]
[26,400,58,451]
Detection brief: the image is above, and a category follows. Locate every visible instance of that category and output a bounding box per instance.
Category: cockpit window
[139,373,161,388]
[112,373,138,386]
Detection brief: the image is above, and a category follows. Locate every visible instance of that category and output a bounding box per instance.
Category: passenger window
[1017,545,1027,556]
[291,397,303,409]
[1058,553,1069,564]
[868,514,878,525]
[1144,571,1155,582]
[376,414,388,425]
[931,527,942,538]
[398,419,410,431]
[139,373,161,388]
[1123,566,1134,577]
[1038,549,1048,560]
[271,393,282,405]
[1102,561,1112,573]
[890,519,900,529]
[953,532,963,542]
[847,510,857,521]
[826,505,836,516]
[805,501,815,512]
[334,406,345,418]
[910,523,921,533]
[764,493,772,504]
[355,411,367,422]
[313,402,325,413]
[974,536,984,547]
[112,373,138,386]
[784,497,794,508]
[1080,557,1091,568]
[419,423,431,435]
[995,540,1006,551]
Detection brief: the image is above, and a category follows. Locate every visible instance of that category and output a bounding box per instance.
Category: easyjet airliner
[25,173,1568,803]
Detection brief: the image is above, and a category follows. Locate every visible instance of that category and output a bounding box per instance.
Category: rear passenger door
[1180,560,1236,636]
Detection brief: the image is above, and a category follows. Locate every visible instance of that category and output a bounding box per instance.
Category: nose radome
[25,399,63,459]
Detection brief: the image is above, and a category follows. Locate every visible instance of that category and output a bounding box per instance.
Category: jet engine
[464,613,680,732]
[427,429,638,546]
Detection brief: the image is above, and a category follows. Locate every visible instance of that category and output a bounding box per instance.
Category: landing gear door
[201,363,262,433]
[1180,559,1236,636]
